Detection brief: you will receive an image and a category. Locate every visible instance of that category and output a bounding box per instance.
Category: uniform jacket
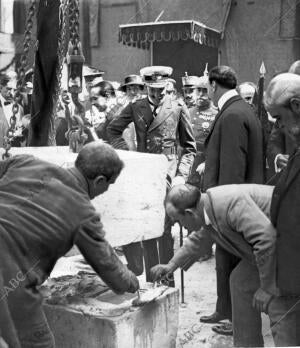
[189,105,217,152]
[271,149,300,295]
[203,95,264,190]
[172,184,277,293]
[0,155,133,294]
[107,96,196,182]
[188,105,217,187]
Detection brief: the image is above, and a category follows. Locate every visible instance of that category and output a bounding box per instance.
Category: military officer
[107,66,196,283]
[183,68,218,188]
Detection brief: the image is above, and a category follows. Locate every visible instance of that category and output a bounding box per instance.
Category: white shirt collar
[218,89,239,111]
[203,208,211,225]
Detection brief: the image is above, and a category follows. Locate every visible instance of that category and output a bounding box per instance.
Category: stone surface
[6,146,168,247]
[43,277,179,348]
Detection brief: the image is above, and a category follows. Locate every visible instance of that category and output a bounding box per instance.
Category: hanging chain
[54,0,69,105]
[69,0,80,51]
[48,0,69,145]
[2,0,37,158]
[16,0,37,96]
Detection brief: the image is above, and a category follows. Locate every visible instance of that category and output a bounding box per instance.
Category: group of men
[1,60,300,348]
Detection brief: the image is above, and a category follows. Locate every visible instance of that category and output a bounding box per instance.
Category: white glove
[171,176,185,187]
[196,162,205,175]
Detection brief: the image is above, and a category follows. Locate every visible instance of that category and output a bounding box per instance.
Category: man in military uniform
[183,68,217,189]
[107,66,196,284]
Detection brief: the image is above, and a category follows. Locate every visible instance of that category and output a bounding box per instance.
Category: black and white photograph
[0,0,300,347]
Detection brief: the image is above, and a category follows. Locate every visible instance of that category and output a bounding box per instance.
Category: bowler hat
[119,75,144,92]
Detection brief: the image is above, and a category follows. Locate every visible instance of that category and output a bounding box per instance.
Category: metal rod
[179,223,184,303]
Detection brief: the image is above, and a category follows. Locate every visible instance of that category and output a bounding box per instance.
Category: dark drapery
[29,0,60,146]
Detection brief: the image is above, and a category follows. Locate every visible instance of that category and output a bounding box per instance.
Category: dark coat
[266,121,296,175]
[203,95,264,190]
[107,96,196,182]
[271,150,300,295]
[0,155,134,294]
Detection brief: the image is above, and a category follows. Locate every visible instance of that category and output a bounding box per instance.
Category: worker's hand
[126,271,140,293]
[196,162,205,175]
[276,154,289,170]
[150,264,173,282]
[171,176,185,187]
[252,288,273,313]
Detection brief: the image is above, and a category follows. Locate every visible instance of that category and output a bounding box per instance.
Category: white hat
[140,66,173,88]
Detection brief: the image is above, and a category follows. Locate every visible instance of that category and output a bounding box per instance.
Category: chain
[48,0,69,145]
[16,0,37,98]
[69,0,80,51]
[2,0,37,157]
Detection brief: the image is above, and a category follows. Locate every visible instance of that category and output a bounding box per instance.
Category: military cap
[140,66,173,88]
[182,72,199,88]
[197,63,209,88]
[119,75,144,92]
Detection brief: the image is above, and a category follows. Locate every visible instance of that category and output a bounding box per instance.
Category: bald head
[75,141,124,180]
[165,184,200,214]
[289,60,300,75]
[264,73,300,109]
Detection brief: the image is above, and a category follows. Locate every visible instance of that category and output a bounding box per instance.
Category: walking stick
[179,223,185,303]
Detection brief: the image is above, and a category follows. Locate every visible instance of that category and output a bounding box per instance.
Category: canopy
[119,20,221,49]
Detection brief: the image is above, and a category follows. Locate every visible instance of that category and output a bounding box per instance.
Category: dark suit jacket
[266,120,296,175]
[271,150,300,295]
[107,96,196,181]
[203,95,264,190]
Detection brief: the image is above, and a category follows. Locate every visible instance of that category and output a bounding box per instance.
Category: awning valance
[119,20,221,49]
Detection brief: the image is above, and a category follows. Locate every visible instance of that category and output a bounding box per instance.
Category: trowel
[132,282,168,307]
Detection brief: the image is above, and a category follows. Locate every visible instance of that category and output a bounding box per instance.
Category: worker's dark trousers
[215,244,240,319]
[0,245,55,348]
[123,214,174,286]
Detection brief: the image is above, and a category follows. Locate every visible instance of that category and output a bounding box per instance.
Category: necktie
[65,103,71,120]
[153,105,158,118]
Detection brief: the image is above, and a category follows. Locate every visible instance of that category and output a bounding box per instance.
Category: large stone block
[6,146,168,246]
[43,281,179,348]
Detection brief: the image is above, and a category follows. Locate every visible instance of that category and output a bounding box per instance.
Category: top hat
[119,75,144,92]
[140,66,173,88]
[182,72,199,88]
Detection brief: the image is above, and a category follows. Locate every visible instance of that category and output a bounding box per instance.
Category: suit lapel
[205,95,243,145]
[148,96,172,132]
